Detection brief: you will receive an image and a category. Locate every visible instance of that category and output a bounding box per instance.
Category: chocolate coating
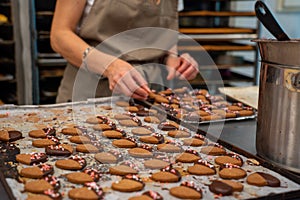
[257,172,280,187]
[45,145,72,157]
[8,130,23,142]
[209,180,233,196]
[158,122,178,131]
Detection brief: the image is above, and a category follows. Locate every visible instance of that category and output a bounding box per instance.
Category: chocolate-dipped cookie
[215,153,243,167]
[128,144,153,158]
[112,175,145,192]
[94,150,122,164]
[200,143,226,155]
[112,137,137,148]
[55,155,86,170]
[20,163,54,179]
[109,162,138,176]
[68,182,104,200]
[45,144,73,156]
[61,127,83,136]
[28,128,56,138]
[16,152,48,165]
[187,159,216,176]
[66,168,101,184]
[183,133,206,147]
[170,181,202,199]
[157,142,182,153]
[175,149,201,163]
[102,129,126,139]
[219,163,247,179]
[168,129,191,138]
[247,172,280,187]
[25,175,60,193]
[0,130,23,142]
[140,133,164,144]
[131,126,154,136]
[157,121,179,131]
[151,165,181,183]
[32,136,60,148]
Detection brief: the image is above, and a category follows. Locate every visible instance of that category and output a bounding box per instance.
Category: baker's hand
[104,59,150,100]
[166,53,199,80]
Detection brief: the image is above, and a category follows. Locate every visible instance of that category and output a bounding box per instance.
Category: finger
[181,67,198,80]
[176,58,190,75]
[167,66,177,80]
[123,72,149,98]
[131,70,151,94]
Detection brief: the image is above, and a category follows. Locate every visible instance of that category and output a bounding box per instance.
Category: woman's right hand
[103,59,150,100]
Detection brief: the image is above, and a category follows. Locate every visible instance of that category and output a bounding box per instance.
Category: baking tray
[0,96,299,200]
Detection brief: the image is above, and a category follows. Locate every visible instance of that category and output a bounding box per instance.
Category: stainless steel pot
[255,39,300,173]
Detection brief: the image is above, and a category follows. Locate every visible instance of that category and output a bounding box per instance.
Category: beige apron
[56,0,178,103]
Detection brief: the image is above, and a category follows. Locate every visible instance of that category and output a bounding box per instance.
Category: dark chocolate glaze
[257,172,281,187]
[143,190,163,200]
[161,165,181,181]
[124,174,145,187]
[209,180,233,196]
[152,133,165,144]
[45,144,72,157]
[158,122,178,131]
[83,168,101,182]
[43,189,62,200]
[0,142,20,179]
[29,153,48,165]
[8,130,23,142]
[38,163,54,177]
[84,182,104,199]
[44,175,60,190]
[42,128,56,137]
[136,110,150,116]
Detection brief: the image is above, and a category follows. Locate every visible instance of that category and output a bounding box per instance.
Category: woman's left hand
[165,53,199,81]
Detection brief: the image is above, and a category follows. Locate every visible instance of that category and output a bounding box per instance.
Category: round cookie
[215,153,243,167]
[112,175,145,192]
[128,145,153,158]
[68,182,104,200]
[157,143,182,153]
[175,150,201,163]
[219,163,247,179]
[187,159,216,176]
[28,128,56,138]
[151,165,181,183]
[170,181,202,199]
[16,152,48,165]
[144,116,161,124]
[140,133,164,144]
[76,144,100,153]
[69,135,91,144]
[131,127,153,136]
[94,151,122,164]
[32,136,60,148]
[227,105,243,111]
[144,159,170,169]
[109,164,138,176]
[168,130,191,138]
[61,127,83,136]
[246,172,280,187]
[55,155,86,170]
[238,109,254,116]
[20,163,54,179]
[102,129,126,139]
[112,137,137,148]
[46,144,74,156]
[200,143,226,155]
[66,168,101,184]
[129,191,163,200]
[0,130,23,142]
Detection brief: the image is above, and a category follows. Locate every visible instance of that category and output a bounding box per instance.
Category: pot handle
[255,1,290,41]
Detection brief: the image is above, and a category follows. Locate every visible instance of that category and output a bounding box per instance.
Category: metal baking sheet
[0,96,299,200]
